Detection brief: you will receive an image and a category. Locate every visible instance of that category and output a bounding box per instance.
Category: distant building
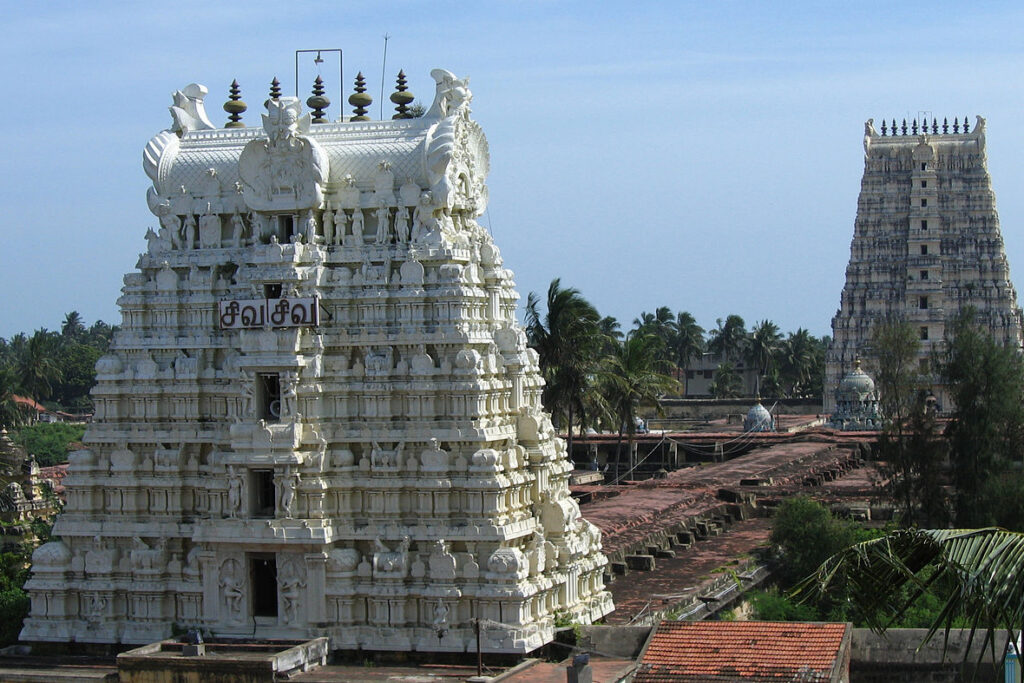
[826,117,1023,412]
[683,353,758,398]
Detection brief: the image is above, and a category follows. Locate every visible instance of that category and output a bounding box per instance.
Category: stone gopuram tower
[826,116,1023,412]
[21,68,613,652]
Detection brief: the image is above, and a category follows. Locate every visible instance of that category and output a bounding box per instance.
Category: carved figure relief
[350,207,365,242]
[230,212,246,248]
[332,206,348,245]
[278,556,306,625]
[395,206,411,243]
[278,466,300,517]
[372,537,410,577]
[219,558,245,622]
[322,203,335,245]
[238,97,329,212]
[428,539,457,580]
[420,438,448,470]
[412,192,439,244]
[280,371,299,418]
[375,201,391,244]
[182,213,197,249]
[226,465,243,517]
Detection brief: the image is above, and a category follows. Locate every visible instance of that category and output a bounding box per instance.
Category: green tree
[60,311,85,341]
[796,527,1023,656]
[14,329,62,406]
[707,315,747,363]
[525,279,604,457]
[603,333,677,479]
[870,319,940,526]
[84,320,116,349]
[53,343,101,410]
[779,328,817,397]
[943,309,1024,527]
[770,496,864,589]
[14,422,86,466]
[0,366,26,430]
[668,311,704,390]
[709,361,742,398]
[747,319,782,390]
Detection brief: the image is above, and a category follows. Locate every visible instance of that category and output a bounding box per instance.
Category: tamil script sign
[218,297,320,329]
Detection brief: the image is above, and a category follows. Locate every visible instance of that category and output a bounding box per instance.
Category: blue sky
[4,1,1024,339]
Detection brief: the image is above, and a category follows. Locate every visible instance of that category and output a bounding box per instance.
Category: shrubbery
[13,422,85,466]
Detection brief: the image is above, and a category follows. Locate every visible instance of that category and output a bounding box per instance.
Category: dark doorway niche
[251,555,278,617]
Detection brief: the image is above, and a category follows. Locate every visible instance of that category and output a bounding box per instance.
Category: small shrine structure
[828,360,882,431]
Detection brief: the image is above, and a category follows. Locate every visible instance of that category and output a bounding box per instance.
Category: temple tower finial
[390,70,414,119]
[223,79,246,128]
[307,75,330,124]
[349,72,372,121]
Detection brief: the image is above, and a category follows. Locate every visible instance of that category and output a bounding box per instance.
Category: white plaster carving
[23,68,612,653]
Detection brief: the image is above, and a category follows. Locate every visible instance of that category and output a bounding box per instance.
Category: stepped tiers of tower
[20,69,613,653]
[825,115,1024,412]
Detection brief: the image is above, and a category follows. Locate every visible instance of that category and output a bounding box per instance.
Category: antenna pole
[380,33,390,119]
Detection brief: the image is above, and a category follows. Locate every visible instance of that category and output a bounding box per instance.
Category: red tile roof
[12,395,45,412]
[634,620,849,682]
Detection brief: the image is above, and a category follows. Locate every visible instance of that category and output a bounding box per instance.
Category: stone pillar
[305,552,328,624]
[198,551,219,626]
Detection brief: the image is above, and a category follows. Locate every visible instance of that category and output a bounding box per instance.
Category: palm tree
[747,319,782,392]
[668,311,704,390]
[0,365,25,429]
[603,333,678,479]
[796,527,1024,657]
[633,307,673,335]
[707,314,747,362]
[525,279,603,458]
[61,311,85,341]
[15,329,62,406]
[709,360,742,398]
[780,328,816,396]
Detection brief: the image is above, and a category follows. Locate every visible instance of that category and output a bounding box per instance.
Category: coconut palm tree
[603,333,678,479]
[795,527,1024,657]
[709,360,742,398]
[747,319,782,390]
[0,365,25,429]
[633,307,673,337]
[525,279,603,458]
[61,311,85,341]
[15,329,62,406]
[780,328,816,396]
[668,311,704,390]
[707,314,747,362]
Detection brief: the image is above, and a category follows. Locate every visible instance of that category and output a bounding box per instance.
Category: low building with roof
[634,619,852,682]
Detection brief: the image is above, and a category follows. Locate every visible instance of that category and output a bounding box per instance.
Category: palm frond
[794,527,1024,657]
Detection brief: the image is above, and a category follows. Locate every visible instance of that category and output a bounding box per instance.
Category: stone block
[625,555,656,571]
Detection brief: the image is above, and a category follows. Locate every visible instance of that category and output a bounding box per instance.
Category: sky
[4,1,1024,340]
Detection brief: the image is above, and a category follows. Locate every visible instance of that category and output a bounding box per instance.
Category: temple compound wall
[21,68,612,653]
[826,117,1023,412]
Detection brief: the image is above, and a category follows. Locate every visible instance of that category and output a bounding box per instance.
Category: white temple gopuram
[826,116,1024,412]
[21,68,612,652]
